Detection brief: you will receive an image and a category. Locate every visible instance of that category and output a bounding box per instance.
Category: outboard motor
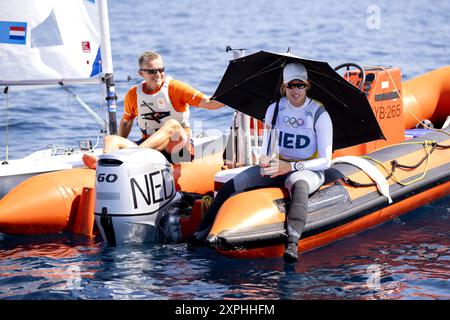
[94,148,182,245]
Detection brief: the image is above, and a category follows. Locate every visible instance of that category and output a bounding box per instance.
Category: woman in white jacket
[189,63,333,263]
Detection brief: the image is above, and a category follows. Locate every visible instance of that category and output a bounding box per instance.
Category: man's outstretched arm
[198,96,225,110]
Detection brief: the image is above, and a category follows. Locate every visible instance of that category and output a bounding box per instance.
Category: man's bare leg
[139,119,189,153]
[82,120,188,169]
[103,135,138,153]
[82,135,138,169]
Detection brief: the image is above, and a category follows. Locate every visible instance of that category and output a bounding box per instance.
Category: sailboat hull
[0,149,103,199]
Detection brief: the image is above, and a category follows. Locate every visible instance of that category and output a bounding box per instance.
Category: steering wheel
[334,63,366,90]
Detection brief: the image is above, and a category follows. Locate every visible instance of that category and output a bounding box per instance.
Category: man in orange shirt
[83,51,224,168]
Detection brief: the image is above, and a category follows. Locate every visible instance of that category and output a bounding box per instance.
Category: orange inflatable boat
[208,128,449,258]
[206,65,450,258]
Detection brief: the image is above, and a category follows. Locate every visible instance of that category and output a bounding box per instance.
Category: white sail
[0,0,118,198]
[0,0,102,85]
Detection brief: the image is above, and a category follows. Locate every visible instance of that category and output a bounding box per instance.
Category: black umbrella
[212,50,385,150]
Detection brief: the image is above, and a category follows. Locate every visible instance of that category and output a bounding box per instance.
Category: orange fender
[403,66,450,129]
[173,152,223,194]
[0,168,95,235]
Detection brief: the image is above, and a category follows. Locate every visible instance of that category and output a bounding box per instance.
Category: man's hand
[198,96,225,110]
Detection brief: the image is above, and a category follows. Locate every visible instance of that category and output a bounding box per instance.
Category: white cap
[283,63,308,84]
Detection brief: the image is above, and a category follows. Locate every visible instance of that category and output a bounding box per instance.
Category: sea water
[0,0,449,300]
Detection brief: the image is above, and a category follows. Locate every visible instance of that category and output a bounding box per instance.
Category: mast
[98,0,117,135]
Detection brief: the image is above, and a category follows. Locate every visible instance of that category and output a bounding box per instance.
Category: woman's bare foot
[82,154,98,169]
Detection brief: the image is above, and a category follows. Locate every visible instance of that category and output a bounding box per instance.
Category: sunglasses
[286,82,307,89]
[140,67,165,74]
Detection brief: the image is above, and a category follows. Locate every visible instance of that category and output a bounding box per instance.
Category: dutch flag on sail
[0,21,27,45]
[9,26,26,40]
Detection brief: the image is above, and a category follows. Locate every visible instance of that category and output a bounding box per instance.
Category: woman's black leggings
[286,180,309,244]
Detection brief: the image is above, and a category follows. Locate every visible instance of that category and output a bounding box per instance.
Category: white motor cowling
[94,148,182,245]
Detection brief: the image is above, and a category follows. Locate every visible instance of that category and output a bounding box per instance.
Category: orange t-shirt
[122,79,206,121]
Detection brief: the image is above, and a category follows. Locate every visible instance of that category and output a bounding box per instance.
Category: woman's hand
[259,154,272,167]
[260,158,292,178]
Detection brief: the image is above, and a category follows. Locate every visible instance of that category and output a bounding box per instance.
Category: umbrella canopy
[212,50,385,150]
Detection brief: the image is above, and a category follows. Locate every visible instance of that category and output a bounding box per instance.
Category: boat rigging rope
[2,86,9,164]
[342,139,449,188]
[59,82,106,153]
[363,140,434,187]
[92,135,101,150]
[60,84,107,131]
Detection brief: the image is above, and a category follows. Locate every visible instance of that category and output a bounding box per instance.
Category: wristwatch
[292,161,304,171]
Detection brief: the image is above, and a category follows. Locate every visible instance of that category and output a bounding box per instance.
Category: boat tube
[206,127,450,258]
[403,66,450,130]
[0,168,95,234]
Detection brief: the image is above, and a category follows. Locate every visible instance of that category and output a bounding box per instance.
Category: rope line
[342,139,448,188]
